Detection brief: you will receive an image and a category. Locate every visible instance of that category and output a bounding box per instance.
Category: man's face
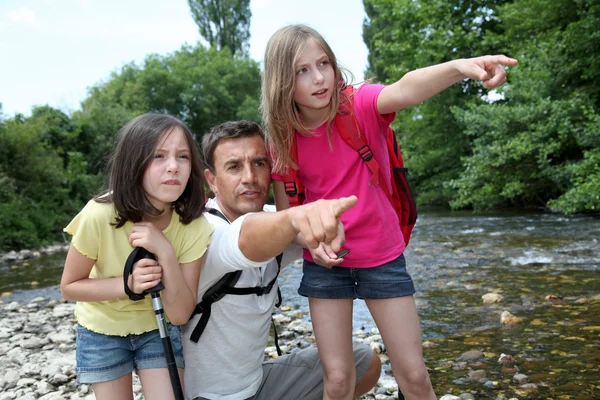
[205,135,271,221]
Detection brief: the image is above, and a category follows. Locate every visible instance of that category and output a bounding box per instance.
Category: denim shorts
[298,254,415,299]
[75,323,184,384]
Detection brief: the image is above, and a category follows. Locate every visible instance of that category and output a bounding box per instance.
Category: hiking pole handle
[137,249,165,293]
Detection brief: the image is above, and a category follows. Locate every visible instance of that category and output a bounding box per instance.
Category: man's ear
[204,168,218,195]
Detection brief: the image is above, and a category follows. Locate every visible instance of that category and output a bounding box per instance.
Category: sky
[0,0,369,117]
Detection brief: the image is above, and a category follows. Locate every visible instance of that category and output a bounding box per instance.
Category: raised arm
[377,55,518,114]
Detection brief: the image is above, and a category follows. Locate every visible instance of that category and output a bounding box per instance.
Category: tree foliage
[363,0,599,213]
[81,44,261,139]
[363,0,511,205]
[187,0,251,55]
[0,42,261,251]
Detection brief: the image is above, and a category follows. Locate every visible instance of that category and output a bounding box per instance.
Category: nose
[241,163,257,183]
[313,69,324,85]
[166,156,179,173]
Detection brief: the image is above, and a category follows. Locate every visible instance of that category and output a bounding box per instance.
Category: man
[181,121,381,400]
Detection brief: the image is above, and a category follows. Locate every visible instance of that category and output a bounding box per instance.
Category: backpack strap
[281,136,304,207]
[189,207,285,354]
[335,86,389,196]
[189,270,242,343]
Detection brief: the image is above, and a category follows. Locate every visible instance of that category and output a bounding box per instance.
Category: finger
[465,62,488,81]
[297,214,318,249]
[493,54,518,66]
[321,243,338,259]
[331,196,358,219]
[318,207,339,244]
[308,209,326,244]
[133,258,158,269]
[484,66,507,88]
[329,236,344,253]
[321,257,344,269]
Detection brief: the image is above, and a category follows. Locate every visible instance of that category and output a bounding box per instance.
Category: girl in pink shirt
[262,24,517,400]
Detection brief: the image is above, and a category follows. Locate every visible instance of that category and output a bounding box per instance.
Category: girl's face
[293,38,335,123]
[143,127,192,211]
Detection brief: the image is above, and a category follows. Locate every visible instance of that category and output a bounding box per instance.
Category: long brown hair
[260,24,352,173]
[95,113,206,227]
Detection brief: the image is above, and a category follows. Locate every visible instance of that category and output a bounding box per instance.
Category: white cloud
[77,0,90,10]
[8,8,38,27]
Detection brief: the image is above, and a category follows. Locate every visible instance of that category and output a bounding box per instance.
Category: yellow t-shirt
[64,199,213,336]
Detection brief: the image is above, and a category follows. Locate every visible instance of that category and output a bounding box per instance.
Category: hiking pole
[124,247,185,400]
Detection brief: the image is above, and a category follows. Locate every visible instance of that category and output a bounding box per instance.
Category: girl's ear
[204,168,218,195]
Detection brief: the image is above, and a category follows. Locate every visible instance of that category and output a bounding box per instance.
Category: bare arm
[377,55,518,114]
[60,244,128,302]
[238,192,357,262]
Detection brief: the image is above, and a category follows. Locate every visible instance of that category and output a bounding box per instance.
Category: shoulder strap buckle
[284,181,298,196]
[357,144,373,161]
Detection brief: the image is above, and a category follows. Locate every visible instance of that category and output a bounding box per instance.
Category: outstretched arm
[238,195,357,263]
[377,55,518,114]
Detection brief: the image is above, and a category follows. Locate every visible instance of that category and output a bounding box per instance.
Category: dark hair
[201,120,265,172]
[95,113,206,227]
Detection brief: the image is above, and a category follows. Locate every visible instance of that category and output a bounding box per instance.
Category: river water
[2,210,599,399]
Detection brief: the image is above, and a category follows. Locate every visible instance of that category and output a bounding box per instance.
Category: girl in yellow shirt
[61,113,213,400]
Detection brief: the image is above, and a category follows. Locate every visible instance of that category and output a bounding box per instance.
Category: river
[1,209,599,399]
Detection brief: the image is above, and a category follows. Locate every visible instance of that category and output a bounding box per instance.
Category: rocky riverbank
[0,297,548,400]
[0,244,70,267]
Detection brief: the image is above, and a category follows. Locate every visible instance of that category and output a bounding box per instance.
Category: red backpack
[281,85,418,245]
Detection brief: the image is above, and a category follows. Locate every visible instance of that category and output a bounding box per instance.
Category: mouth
[312,88,328,96]
[240,189,262,197]
[163,179,181,185]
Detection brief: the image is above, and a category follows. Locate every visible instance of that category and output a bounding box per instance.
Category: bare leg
[309,297,355,400]
[91,373,134,400]
[138,367,184,400]
[366,296,436,400]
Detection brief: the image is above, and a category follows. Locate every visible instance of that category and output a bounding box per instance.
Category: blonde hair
[261,24,352,173]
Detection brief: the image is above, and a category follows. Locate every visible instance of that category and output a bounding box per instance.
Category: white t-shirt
[181,198,302,400]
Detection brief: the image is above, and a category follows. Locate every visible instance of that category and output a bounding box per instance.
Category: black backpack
[187,208,284,356]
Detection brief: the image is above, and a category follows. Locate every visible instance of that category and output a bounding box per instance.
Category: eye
[319,60,330,67]
[296,67,307,75]
[178,153,190,160]
[154,154,164,159]
[255,160,267,168]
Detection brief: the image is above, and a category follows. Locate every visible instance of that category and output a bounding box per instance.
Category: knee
[401,366,430,389]
[324,368,355,399]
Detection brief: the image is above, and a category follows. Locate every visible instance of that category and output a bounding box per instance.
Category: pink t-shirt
[273,84,406,268]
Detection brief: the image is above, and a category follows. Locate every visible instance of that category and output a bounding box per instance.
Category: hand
[457,55,518,89]
[309,242,346,269]
[128,257,163,294]
[129,222,173,259]
[288,196,357,251]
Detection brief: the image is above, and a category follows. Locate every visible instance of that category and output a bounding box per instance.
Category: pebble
[0,298,401,400]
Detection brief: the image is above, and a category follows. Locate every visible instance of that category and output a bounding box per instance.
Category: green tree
[187,0,251,55]
[449,0,600,213]
[81,43,261,140]
[362,0,511,205]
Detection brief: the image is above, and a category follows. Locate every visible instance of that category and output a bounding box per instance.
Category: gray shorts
[251,342,373,400]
